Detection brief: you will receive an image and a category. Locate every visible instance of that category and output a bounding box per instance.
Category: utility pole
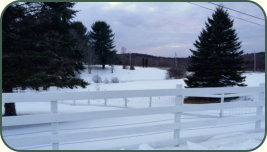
[121,47,127,69]
[129,51,132,67]
[254,51,256,72]
[134,56,136,66]
[174,52,178,68]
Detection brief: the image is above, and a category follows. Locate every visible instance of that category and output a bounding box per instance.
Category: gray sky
[74,2,265,57]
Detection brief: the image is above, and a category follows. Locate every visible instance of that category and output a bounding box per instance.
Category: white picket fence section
[2,84,265,150]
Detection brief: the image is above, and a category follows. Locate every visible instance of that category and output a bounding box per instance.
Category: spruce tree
[89,21,115,69]
[3,2,88,116]
[185,6,246,87]
[70,21,91,62]
[2,4,28,116]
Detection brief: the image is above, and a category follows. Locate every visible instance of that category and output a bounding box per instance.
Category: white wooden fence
[2,84,265,150]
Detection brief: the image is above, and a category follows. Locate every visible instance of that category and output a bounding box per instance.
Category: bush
[165,72,171,80]
[130,65,135,70]
[111,77,119,83]
[104,78,109,84]
[92,75,102,83]
[184,96,239,104]
[167,67,186,79]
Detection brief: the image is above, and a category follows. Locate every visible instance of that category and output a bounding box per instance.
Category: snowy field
[2,65,266,150]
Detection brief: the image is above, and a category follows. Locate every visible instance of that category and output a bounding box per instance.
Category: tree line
[117,52,265,77]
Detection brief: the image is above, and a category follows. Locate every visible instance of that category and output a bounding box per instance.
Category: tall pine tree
[185,6,246,88]
[3,2,88,116]
[70,21,91,63]
[89,21,115,69]
[2,4,29,116]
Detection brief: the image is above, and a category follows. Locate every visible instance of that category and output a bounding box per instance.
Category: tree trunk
[3,87,17,116]
[102,64,105,69]
[4,103,17,116]
[88,65,91,74]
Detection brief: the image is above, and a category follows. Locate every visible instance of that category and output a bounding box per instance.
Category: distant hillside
[116,52,265,71]
[130,53,158,58]
[117,53,188,69]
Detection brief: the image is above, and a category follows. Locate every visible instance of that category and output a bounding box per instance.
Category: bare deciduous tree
[121,47,127,69]
[87,46,95,74]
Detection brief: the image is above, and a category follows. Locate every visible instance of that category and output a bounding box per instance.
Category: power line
[230,14,264,27]
[187,2,264,27]
[209,2,265,21]
[188,2,214,11]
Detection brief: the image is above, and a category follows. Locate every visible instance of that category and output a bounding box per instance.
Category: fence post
[124,98,128,108]
[149,96,152,108]
[255,83,265,129]
[219,93,224,117]
[51,101,59,150]
[174,84,183,146]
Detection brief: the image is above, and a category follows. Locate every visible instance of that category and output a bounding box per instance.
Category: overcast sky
[73,2,265,57]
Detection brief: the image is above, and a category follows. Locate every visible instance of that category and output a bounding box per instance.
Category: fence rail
[2,86,263,103]
[2,84,265,150]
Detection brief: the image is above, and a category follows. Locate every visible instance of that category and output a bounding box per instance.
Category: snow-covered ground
[11,65,265,92]
[2,65,265,150]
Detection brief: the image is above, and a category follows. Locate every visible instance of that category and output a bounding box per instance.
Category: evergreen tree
[2,4,28,116]
[3,2,88,116]
[89,21,115,69]
[70,21,91,62]
[185,6,246,87]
